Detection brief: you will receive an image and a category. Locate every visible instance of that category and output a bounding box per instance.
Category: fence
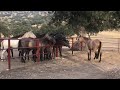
[91,37,120,52]
[0,38,74,70]
[67,36,120,52]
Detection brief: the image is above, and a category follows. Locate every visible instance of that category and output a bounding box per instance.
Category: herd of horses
[0,31,102,63]
[0,32,70,63]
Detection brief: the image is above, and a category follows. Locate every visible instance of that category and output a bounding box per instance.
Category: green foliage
[0,22,9,36]
[2,11,120,37]
[50,11,120,35]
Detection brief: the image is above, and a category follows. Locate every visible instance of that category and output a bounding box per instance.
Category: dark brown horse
[18,33,56,63]
[78,35,102,62]
[50,33,70,59]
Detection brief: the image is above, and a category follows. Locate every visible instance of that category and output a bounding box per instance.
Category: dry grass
[92,30,120,38]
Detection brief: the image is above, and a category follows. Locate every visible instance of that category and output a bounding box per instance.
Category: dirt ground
[0,48,120,79]
[0,31,120,79]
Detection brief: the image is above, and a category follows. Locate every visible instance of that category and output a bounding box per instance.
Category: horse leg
[89,50,91,60]
[43,47,48,60]
[59,46,62,58]
[99,52,102,62]
[48,47,52,60]
[53,46,55,59]
[1,50,6,61]
[27,49,30,61]
[94,51,98,59]
[49,47,52,60]
[32,49,37,62]
[11,49,14,58]
[88,52,89,60]
[21,50,25,63]
[43,48,46,61]
[7,48,13,58]
[26,51,29,61]
[40,48,44,61]
[19,50,22,57]
[46,48,50,60]
[88,50,90,60]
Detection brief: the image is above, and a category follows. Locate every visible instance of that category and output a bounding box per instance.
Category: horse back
[20,38,36,48]
[92,39,102,49]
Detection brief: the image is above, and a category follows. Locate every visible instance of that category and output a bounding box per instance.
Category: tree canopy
[50,11,120,36]
[1,11,120,37]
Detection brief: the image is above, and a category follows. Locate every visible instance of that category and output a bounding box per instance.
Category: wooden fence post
[7,38,11,70]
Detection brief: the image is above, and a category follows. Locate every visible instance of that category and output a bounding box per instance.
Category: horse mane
[11,33,25,38]
[35,33,46,38]
[82,36,91,41]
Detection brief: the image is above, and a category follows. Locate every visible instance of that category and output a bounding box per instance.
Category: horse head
[62,39,70,48]
[44,33,56,45]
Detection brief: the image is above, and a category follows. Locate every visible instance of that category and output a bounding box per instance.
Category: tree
[0,22,9,36]
[50,11,120,36]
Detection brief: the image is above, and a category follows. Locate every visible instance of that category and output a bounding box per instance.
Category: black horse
[50,32,70,59]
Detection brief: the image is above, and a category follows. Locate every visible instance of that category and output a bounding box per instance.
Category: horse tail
[96,41,102,59]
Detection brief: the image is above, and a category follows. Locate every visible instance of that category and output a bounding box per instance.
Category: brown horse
[78,35,102,62]
[18,33,56,63]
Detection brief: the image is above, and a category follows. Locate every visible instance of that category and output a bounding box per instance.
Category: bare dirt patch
[0,48,120,79]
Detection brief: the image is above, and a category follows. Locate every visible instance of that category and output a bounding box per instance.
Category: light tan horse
[78,35,102,62]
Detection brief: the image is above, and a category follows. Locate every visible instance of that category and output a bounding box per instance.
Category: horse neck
[82,37,91,43]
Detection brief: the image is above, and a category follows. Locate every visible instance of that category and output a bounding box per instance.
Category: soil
[0,48,120,79]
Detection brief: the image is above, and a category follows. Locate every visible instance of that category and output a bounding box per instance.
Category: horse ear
[45,33,50,38]
[45,33,48,37]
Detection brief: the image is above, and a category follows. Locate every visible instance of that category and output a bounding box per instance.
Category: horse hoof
[21,60,25,63]
[99,60,101,62]
[88,59,90,61]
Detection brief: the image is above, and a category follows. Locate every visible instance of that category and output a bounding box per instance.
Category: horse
[17,31,36,57]
[18,33,56,63]
[78,35,102,62]
[0,33,25,61]
[18,37,37,63]
[0,36,20,59]
[50,32,70,59]
[0,31,36,61]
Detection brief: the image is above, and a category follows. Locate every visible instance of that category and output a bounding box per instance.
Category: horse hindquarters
[1,50,6,60]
